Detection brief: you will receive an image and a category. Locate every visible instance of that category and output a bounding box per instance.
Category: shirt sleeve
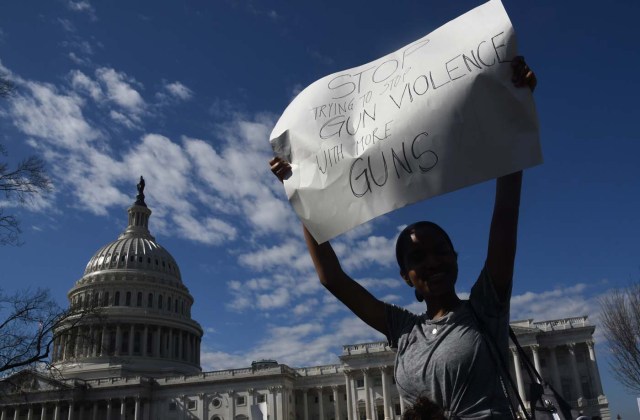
[469,265,512,319]
[384,303,420,348]
[469,265,512,346]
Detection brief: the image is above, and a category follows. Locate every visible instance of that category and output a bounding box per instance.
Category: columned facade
[509,318,609,419]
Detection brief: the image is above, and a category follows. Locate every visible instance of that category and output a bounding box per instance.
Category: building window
[236,396,246,406]
[103,292,110,306]
[175,299,178,313]
[114,291,120,306]
[373,377,382,386]
[168,298,172,311]
[212,398,222,408]
[257,394,266,403]
[158,295,163,309]
[356,378,364,388]
[169,402,177,411]
[395,404,401,415]
[125,291,131,306]
[148,293,153,308]
[329,394,334,402]
[137,292,142,307]
[187,400,197,410]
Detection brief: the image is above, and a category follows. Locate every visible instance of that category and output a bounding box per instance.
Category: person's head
[395,221,458,301]
[402,395,447,420]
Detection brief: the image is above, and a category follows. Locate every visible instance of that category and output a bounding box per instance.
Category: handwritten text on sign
[270,0,541,243]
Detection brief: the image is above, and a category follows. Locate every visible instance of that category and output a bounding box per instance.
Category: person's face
[400,226,458,299]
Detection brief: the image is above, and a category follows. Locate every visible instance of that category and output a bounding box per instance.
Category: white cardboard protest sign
[270,0,541,243]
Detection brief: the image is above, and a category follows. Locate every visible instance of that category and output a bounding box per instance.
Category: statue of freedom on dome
[135,176,146,206]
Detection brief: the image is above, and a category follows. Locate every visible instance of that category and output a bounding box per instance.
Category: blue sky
[1,0,639,417]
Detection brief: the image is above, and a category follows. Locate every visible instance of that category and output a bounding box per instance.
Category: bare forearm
[486,171,522,299]
[302,224,344,286]
[302,224,387,334]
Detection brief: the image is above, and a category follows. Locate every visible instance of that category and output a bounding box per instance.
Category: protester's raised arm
[301,225,388,335]
[485,170,522,301]
[485,57,535,301]
[269,157,388,336]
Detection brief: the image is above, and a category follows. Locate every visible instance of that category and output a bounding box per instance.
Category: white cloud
[109,110,139,129]
[8,80,101,150]
[96,67,145,114]
[57,18,76,32]
[70,70,102,101]
[200,350,248,370]
[173,213,237,245]
[61,39,94,56]
[511,283,598,322]
[293,299,319,316]
[238,240,309,272]
[356,277,402,290]
[67,1,97,20]
[164,81,193,101]
[68,52,91,66]
[257,287,290,310]
[0,68,330,337]
[338,234,397,271]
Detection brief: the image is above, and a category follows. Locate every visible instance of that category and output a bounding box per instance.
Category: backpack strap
[468,304,532,420]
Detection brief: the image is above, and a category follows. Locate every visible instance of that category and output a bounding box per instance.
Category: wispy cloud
[201,315,383,370]
[224,1,282,22]
[161,81,193,102]
[95,67,145,116]
[70,70,103,101]
[57,18,76,33]
[67,0,97,21]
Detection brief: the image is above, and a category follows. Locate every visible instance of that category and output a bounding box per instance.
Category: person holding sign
[270,57,536,419]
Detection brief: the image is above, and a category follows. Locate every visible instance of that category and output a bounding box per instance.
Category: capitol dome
[50,177,203,380]
[82,209,182,283]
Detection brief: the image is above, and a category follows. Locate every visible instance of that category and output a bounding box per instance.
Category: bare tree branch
[0,288,101,376]
[1,74,52,246]
[599,283,640,393]
[0,149,52,246]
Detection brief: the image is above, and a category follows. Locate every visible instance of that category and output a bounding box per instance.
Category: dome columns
[52,322,201,368]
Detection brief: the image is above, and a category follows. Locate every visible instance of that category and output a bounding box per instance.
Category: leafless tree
[599,282,640,393]
[0,288,99,376]
[1,74,53,246]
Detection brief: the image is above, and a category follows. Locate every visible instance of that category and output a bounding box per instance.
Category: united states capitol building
[0,182,610,420]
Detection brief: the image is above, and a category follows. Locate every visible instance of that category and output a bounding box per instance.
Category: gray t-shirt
[385,267,512,419]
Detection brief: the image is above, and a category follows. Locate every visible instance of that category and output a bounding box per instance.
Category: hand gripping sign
[270,0,541,243]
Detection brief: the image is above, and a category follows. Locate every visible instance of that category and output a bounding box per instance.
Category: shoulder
[384,303,422,347]
[469,266,511,317]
